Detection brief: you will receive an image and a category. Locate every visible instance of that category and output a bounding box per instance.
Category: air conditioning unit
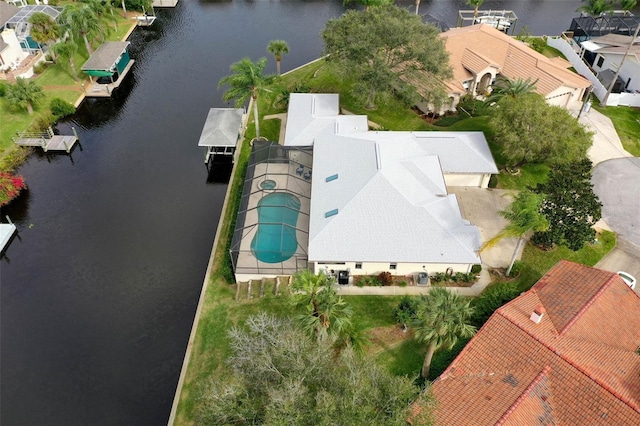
[417,272,429,286]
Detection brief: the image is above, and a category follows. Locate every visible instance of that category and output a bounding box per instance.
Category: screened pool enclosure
[230,141,313,281]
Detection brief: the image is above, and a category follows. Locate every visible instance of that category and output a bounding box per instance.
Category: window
[390,263,397,270]
[596,55,604,68]
[355,262,362,270]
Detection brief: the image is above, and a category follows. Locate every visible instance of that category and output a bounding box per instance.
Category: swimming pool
[250,192,301,263]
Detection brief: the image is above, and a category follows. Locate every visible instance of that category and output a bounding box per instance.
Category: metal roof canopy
[198,108,244,147]
[81,42,130,71]
[4,5,61,26]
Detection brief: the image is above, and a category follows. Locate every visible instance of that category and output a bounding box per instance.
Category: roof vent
[325,209,338,218]
[530,305,546,324]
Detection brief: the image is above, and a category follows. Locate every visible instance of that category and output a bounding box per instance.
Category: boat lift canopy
[198,108,244,162]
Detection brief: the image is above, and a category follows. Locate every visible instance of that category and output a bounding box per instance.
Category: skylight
[325,209,338,218]
[325,174,338,182]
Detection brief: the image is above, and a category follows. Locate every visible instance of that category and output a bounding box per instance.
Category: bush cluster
[50,98,76,119]
[430,271,477,284]
[470,281,520,327]
[0,172,27,206]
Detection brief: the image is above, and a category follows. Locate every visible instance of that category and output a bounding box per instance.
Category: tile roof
[423,260,640,426]
[439,24,591,97]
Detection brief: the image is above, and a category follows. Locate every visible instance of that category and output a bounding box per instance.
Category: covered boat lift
[81,42,134,97]
[197,108,245,164]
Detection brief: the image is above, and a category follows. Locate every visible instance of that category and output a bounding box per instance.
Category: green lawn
[592,104,640,156]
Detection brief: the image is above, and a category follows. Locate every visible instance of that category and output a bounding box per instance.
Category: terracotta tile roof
[439,24,590,97]
[422,261,640,426]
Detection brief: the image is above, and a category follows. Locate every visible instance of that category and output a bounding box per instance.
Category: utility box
[417,272,429,286]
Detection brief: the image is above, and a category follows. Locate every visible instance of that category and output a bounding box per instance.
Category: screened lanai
[230,141,313,281]
[569,15,640,43]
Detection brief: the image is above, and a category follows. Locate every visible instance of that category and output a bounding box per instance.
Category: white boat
[133,15,157,27]
[475,11,512,31]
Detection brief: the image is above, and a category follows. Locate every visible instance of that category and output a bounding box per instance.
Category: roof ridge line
[494,366,552,426]
[559,274,617,335]
[499,293,640,414]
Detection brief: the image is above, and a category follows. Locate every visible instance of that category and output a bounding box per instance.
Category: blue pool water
[251,192,301,263]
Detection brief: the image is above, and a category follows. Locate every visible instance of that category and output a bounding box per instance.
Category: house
[1,4,62,55]
[412,261,640,425]
[414,24,591,113]
[230,93,498,282]
[582,33,640,93]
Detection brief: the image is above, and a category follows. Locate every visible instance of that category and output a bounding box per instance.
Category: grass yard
[593,104,640,156]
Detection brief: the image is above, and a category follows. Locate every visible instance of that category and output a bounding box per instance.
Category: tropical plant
[0,172,27,206]
[51,40,80,81]
[28,12,61,59]
[5,78,45,115]
[468,0,484,18]
[577,0,615,16]
[532,160,602,251]
[486,76,538,104]
[267,40,289,76]
[395,295,421,331]
[412,288,476,378]
[620,0,637,14]
[60,3,107,55]
[482,190,549,276]
[218,57,275,139]
[81,0,118,31]
[196,313,433,425]
[291,270,353,342]
[322,5,451,109]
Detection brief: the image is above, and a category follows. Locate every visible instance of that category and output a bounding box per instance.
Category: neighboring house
[230,93,498,282]
[582,33,640,93]
[413,24,591,113]
[1,4,62,55]
[411,260,640,425]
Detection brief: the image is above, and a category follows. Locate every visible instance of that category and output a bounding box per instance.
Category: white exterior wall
[444,173,491,188]
[594,53,640,92]
[312,261,473,277]
[0,29,29,67]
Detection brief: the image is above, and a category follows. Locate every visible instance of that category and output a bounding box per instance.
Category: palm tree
[486,76,538,104]
[412,288,476,379]
[81,0,119,31]
[51,40,80,81]
[267,40,289,76]
[482,191,549,276]
[620,0,637,15]
[60,4,106,55]
[28,12,61,60]
[468,0,484,19]
[291,270,353,342]
[218,57,274,139]
[5,78,45,115]
[577,0,615,16]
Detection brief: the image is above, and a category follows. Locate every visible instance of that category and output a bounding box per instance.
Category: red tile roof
[425,260,640,426]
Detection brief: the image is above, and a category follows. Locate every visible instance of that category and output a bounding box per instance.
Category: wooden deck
[15,135,78,153]
[85,60,135,98]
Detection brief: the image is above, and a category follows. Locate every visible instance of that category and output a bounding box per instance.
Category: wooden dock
[14,127,79,153]
[85,60,135,98]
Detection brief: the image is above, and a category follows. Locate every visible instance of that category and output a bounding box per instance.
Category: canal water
[1,1,633,424]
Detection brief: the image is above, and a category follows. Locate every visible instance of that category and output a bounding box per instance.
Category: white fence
[547,36,640,107]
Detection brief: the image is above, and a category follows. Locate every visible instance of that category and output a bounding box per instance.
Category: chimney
[530,305,546,324]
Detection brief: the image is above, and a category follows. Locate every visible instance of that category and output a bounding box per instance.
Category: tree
[60,4,107,55]
[81,0,119,31]
[343,0,394,11]
[482,191,549,276]
[218,57,275,139]
[412,288,476,379]
[468,0,484,18]
[267,40,289,76]
[532,160,602,251]
[291,270,353,342]
[196,313,433,425]
[578,0,615,16]
[489,93,593,167]
[5,78,45,115]
[322,5,452,109]
[28,12,61,59]
[486,76,537,104]
[51,40,80,81]
[620,0,637,14]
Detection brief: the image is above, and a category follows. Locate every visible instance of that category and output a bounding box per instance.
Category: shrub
[50,97,76,119]
[377,271,393,286]
[28,111,56,132]
[471,281,520,327]
[0,172,27,206]
[0,81,8,97]
[398,280,408,287]
[471,264,482,274]
[394,296,420,326]
[529,37,547,53]
[33,62,48,74]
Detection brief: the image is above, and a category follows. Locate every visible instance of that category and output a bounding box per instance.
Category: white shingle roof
[197,108,243,147]
[308,136,481,264]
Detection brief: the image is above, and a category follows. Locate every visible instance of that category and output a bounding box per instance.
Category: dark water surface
[1,1,623,424]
